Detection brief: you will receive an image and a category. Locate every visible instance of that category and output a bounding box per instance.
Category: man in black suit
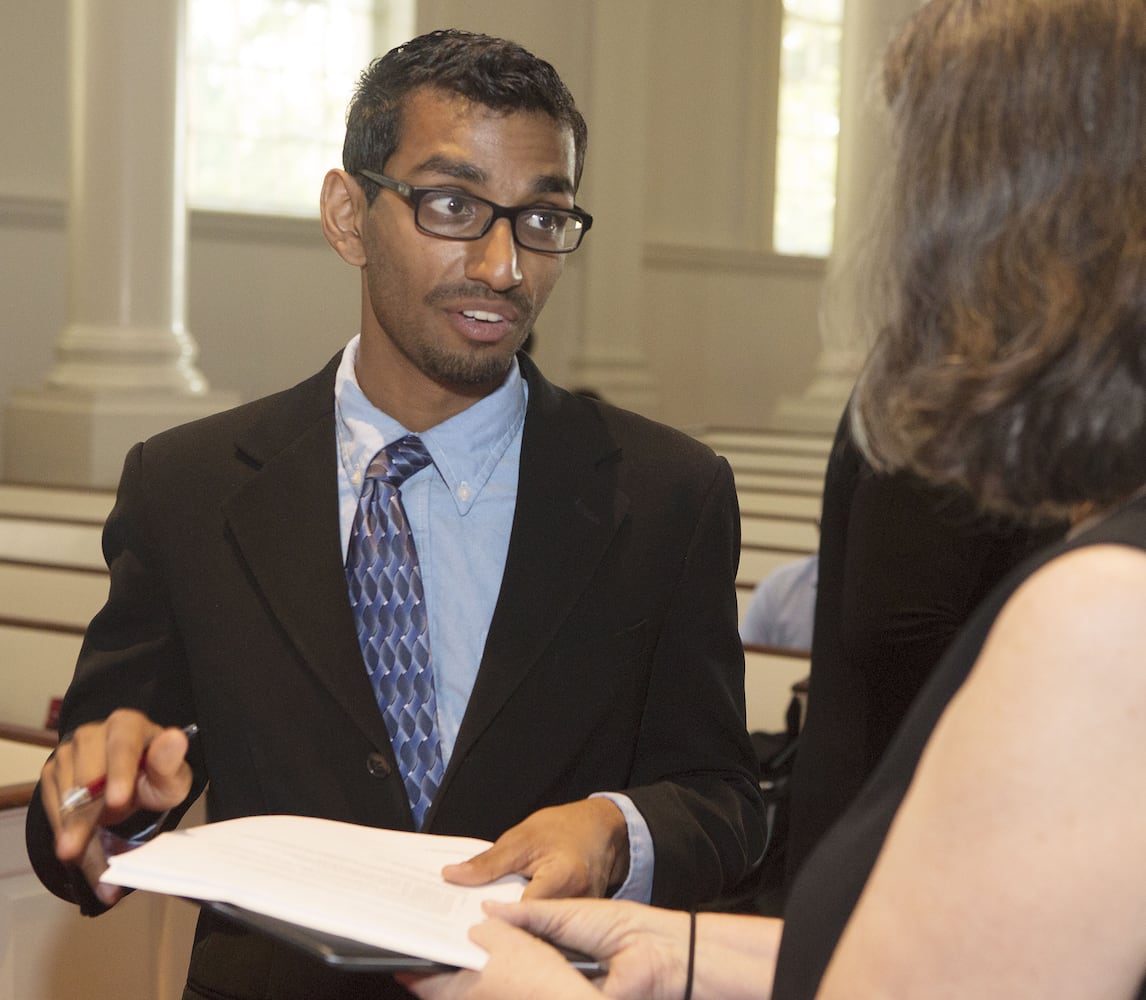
[27,29,764,999]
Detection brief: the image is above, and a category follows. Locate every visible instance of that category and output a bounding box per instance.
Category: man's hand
[442,798,630,899]
[40,708,195,905]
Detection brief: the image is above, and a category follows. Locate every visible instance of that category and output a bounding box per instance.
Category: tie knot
[366,434,433,489]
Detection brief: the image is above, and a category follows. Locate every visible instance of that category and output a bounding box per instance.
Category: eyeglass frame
[358,168,593,254]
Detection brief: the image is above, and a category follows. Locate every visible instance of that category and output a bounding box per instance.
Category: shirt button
[457,482,472,502]
[366,752,392,778]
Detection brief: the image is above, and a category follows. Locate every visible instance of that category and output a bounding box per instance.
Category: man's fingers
[442,842,526,887]
[44,715,193,868]
[442,801,622,898]
[43,738,105,861]
[73,825,125,903]
[135,727,194,812]
[519,862,583,900]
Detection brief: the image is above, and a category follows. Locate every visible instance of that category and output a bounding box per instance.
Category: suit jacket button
[366,752,392,777]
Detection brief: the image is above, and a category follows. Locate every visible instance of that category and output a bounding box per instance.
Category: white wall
[0,0,828,474]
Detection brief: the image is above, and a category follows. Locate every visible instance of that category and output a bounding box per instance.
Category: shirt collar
[335,335,526,514]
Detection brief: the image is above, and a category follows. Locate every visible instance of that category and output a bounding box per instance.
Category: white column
[4,0,237,488]
[772,0,921,432]
[567,0,658,414]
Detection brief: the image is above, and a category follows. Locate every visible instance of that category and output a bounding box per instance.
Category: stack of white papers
[101,814,525,970]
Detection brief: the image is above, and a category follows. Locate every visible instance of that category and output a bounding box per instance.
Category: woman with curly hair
[408,2,1146,996]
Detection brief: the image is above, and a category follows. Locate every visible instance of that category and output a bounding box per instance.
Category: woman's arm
[405,899,782,1000]
[820,544,1146,999]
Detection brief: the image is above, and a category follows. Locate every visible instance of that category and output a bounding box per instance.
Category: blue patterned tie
[346,434,442,829]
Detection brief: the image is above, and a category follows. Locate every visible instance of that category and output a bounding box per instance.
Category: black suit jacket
[27,352,764,999]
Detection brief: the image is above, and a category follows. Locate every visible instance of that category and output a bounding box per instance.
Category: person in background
[783,408,1062,884]
[403,2,1146,996]
[26,29,764,1000]
[739,552,817,652]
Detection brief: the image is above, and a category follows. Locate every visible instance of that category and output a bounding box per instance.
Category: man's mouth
[461,309,504,323]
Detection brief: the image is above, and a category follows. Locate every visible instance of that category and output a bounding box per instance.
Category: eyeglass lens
[416,191,585,252]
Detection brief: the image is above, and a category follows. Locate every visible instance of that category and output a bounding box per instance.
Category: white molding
[0,192,323,247]
[188,208,325,247]
[642,241,827,278]
[0,195,830,274]
[0,193,65,230]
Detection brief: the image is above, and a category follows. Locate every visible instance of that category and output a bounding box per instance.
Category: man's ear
[320,169,368,266]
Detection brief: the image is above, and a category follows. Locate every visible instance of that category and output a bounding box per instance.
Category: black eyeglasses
[359,169,593,254]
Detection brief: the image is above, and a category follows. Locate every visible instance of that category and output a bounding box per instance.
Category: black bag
[711,691,801,916]
[751,692,801,898]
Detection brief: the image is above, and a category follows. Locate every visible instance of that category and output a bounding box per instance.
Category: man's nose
[465,218,523,291]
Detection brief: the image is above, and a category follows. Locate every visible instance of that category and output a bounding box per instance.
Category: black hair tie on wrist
[683,909,697,1000]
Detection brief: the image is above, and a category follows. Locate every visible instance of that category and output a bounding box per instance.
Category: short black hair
[343,29,588,200]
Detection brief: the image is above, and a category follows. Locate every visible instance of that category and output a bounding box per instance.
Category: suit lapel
[216,355,634,797]
[443,360,630,782]
[220,356,394,752]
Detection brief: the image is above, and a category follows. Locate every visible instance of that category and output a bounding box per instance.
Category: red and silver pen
[58,723,199,816]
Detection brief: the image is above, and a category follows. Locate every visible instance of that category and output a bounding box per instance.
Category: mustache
[423,283,531,314]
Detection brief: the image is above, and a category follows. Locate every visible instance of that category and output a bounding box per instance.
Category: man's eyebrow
[412,155,575,198]
[532,175,575,198]
[413,155,487,185]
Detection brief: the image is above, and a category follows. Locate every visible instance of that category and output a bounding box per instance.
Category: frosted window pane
[187,0,415,216]
[773,0,843,256]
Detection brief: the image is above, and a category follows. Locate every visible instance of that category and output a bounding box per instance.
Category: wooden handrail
[742,642,811,659]
[0,723,57,747]
[0,781,37,810]
[0,724,54,811]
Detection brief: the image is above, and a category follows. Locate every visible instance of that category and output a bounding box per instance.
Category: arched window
[773,0,844,256]
[187,0,415,216]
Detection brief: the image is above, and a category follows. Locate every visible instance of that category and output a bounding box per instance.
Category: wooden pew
[737,490,821,519]
[696,428,834,457]
[0,563,108,631]
[740,515,818,551]
[737,545,815,587]
[0,516,106,571]
[718,450,827,478]
[0,722,201,1000]
[732,470,823,494]
[743,644,809,733]
[0,624,83,730]
[0,723,53,809]
[0,483,114,524]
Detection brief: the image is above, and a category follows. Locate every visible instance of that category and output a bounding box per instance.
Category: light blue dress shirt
[334,337,652,901]
[739,552,818,651]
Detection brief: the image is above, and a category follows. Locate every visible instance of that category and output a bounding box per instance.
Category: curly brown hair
[851,0,1146,524]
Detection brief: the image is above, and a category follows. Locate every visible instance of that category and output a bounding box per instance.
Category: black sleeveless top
[773,495,1146,999]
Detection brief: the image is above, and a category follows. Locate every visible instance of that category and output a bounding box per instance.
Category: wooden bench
[0,488,111,653]
[0,724,54,809]
[737,545,816,587]
[0,516,107,571]
[0,562,108,631]
[0,483,115,524]
[0,624,84,730]
[0,722,202,1000]
[718,450,828,479]
[737,490,821,519]
[696,428,834,457]
[732,470,824,495]
[743,644,809,733]
[740,515,818,551]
